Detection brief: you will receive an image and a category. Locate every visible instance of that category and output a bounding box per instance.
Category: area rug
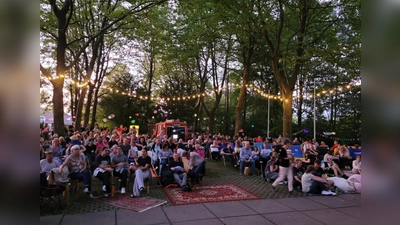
[97,195,166,212]
[163,184,260,206]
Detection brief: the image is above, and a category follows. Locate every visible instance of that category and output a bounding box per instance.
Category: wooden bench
[149,164,162,189]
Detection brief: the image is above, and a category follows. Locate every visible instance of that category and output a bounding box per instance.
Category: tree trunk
[282,90,293,139]
[208,113,215,134]
[83,84,95,127]
[234,42,253,135]
[297,79,304,128]
[91,86,100,129]
[225,80,230,134]
[235,80,248,136]
[329,93,334,130]
[52,79,66,136]
[74,86,88,131]
[69,84,74,121]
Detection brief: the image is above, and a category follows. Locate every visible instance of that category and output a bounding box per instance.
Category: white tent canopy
[41,111,73,125]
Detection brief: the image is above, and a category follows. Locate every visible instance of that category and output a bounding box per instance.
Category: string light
[41,76,359,103]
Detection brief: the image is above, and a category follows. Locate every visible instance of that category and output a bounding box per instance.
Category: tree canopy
[40,0,361,144]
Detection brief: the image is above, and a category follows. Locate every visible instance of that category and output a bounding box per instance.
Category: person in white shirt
[210,140,220,161]
[302,165,336,195]
[352,155,361,174]
[40,151,60,176]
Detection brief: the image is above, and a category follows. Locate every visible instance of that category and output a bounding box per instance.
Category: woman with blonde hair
[49,138,63,165]
[338,145,352,170]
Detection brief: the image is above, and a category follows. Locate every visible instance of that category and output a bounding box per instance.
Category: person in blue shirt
[220,143,237,166]
[239,142,256,175]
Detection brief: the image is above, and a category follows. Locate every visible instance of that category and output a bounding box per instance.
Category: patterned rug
[97,195,167,212]
[163,184,260,206]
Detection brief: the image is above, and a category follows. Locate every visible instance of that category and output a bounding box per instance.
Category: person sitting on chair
[193,144,205,158]
[94,147,113,197]
[170,153,190,191]
[158,143,173,170]
[130,149,151,198]
[59,145,91,194]
[220,143,237,166]
[40,151,60,176]
[322,156,344,177]
[182,150,205,185]
[111,146,128,194]
[239,142,256,176]
[210,140,220,161]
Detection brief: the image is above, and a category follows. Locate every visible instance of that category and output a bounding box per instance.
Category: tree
[40,0,167,135]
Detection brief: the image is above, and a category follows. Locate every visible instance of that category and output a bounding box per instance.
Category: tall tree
[40,0,167,135]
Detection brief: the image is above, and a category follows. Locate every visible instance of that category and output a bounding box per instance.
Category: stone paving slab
[302,209,361,225]
[241,199,294,214]
[40,214,63,225]
[336,206,361,219]
[61,210,115,225]
[203,201,257,217]
[162,204,216,223]
[307,195,361,208]
[276,197,329,211]
[173,218,224,225]
[263,211,324,225]
[117,208,169,225]
[220,215,274,225]
[337,194,361,204]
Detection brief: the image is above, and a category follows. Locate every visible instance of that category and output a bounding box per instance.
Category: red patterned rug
[98,195,167,212]
[163,184,260,206]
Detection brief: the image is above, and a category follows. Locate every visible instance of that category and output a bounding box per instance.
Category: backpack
[161,169,175,187]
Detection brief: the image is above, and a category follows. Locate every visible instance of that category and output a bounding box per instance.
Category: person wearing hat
[40,151,60,176]
[271,138,294,193]
[69,135,82,146]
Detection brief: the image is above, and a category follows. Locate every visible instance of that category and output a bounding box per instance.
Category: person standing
[271,138,293,193]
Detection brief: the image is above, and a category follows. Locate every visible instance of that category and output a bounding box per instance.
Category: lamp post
[267,89,270,139]
[313,78,316,140]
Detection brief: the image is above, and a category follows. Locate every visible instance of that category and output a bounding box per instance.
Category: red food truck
[153,120,189,141]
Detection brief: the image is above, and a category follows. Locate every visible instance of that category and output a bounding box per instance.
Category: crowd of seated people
[40,124,361,203]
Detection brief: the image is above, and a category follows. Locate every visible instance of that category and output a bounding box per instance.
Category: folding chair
[40,172,65,213]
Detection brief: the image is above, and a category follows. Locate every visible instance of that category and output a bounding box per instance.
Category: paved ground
[40,194,361,225]
[41,159,361,224]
